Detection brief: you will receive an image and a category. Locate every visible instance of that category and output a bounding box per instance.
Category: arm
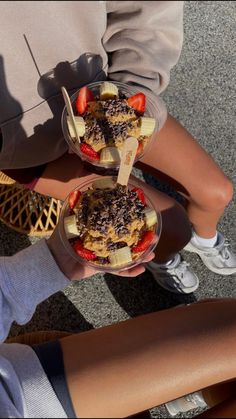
[29,3,184,198]
[0,239,69,343]
[103,1,184,128]
[104,0,184,94]
[0,225,153,343]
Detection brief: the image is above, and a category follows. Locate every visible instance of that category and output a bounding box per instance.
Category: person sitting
[0,226,236,418]
[0,1,235,295]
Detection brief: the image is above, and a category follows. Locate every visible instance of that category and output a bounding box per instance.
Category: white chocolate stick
[117,137,138,186]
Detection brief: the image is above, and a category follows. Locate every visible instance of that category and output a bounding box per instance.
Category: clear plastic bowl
[59,176,162,273]
[61,81,158,170]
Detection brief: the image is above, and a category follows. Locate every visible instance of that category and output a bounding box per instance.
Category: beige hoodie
[0,1,183,168]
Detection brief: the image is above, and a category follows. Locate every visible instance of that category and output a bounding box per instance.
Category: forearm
[0,239,68,342]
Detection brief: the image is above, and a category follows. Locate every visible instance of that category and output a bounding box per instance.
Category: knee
[196,176,234,212]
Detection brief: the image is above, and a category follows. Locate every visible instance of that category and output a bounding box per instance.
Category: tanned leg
[60,299,236,418]
[136,115,234,238]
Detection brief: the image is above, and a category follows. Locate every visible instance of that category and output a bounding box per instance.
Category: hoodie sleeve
[104,0,184,95]
[103,1,184,129]
[0,239,69,343]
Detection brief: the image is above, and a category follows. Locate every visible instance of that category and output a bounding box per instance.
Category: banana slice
[100,147,121,164]
[109,246,133,267]
[67,116,86,138]
[92,178,115,190]
[100,82,119,100]
[140,117,156,136]
[64,215,79,238]
[144,208,158,228]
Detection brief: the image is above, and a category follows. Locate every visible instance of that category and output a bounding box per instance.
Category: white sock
[191,231,218,248]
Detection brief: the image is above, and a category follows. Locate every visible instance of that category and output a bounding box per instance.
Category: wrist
[46,228,85,281]
[46,237,72,281]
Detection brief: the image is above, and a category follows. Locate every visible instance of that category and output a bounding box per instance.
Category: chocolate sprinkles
[83,99,136,146]
[75,185,145,240]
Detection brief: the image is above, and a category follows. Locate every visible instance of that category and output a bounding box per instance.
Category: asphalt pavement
[1,1,235,417]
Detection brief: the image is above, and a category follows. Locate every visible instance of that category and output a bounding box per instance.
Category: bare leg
[34,153,99,200]
[60,299,236,418]
[136,115,234,238]
[34,153,191,263]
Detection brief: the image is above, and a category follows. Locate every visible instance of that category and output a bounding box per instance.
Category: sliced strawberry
[132,230,155,253]
[127,93,146,113]
[80,143,100,161]
[69,190,81,210]
[136,141,143,156]
[76,86,95,114]
[132,187,146,205]
[73,240,97,261]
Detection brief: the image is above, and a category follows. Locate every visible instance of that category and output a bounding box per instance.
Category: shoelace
[220,240,231,260]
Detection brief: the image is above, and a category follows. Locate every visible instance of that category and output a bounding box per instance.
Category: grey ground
[1,1,235,418]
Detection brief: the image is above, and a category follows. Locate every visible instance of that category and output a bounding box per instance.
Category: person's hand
[47,225,156,281]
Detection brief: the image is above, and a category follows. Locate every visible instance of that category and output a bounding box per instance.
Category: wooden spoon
[117,137,138,186]
[61,86,81,142]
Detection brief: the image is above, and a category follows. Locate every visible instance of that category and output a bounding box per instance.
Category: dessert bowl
[59,176,162,272]
[61,81,158,170]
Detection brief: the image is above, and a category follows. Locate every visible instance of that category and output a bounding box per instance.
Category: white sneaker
[165,391,208,416]
[185,232,236,275]
[146,253,199,294]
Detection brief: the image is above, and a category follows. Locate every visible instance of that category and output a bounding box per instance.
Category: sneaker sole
[146,266,199,295]
[184,243,236,276]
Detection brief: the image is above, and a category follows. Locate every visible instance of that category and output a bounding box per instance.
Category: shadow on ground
[10,291,94,338]
[0,222,31,256]
[105,273,197,318]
